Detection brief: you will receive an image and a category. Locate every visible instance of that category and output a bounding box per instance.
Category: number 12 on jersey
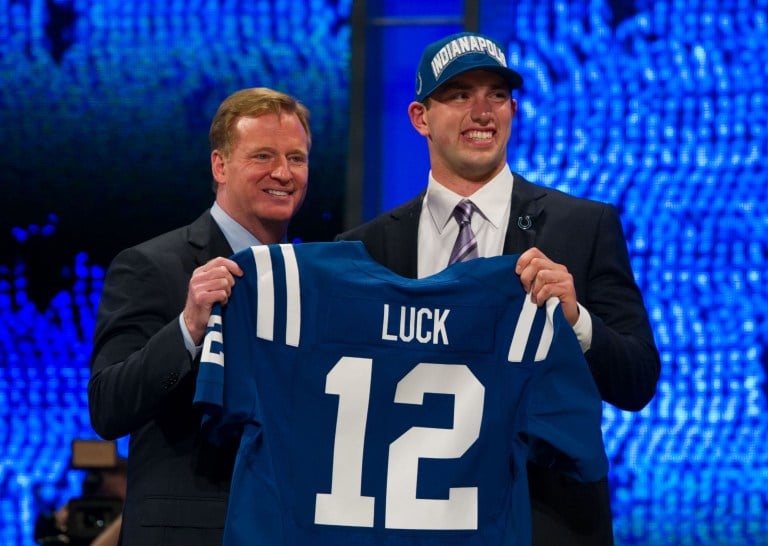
[314,356,485,531]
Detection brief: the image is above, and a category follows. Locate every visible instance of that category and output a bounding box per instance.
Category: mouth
[463,129,495,142]
[265,189,291,197]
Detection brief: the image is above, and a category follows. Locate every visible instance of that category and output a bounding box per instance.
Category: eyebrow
[247,145,308,155]
[438,80,509,93]
[439,81,472,92]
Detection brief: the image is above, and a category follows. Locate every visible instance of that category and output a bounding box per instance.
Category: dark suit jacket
[89,210,236,546]
[337,175,661,545]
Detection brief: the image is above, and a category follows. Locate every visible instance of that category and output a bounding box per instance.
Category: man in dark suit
[88,87,311,545]
[337,32,660,545]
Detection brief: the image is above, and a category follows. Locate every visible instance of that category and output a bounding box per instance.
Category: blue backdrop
[478,2,768,544]
[1,1,767,545]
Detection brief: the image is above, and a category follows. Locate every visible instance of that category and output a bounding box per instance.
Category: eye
[288,154,308,165]
[450,91,471,101]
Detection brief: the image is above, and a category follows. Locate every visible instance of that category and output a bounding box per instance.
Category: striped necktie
[448,199,479,265]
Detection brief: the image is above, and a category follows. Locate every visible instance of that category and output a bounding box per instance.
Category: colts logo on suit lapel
[517,215,534,230]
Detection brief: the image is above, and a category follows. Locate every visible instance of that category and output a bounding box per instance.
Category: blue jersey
[194,241,607,546]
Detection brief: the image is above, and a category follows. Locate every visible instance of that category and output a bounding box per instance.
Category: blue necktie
[448,200,479,265]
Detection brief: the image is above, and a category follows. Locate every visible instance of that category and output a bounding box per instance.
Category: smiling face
[409,69,517,195]
[211,112,309,244]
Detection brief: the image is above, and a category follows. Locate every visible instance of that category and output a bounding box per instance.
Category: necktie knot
[453,200,474,226]
[448,200,479,265]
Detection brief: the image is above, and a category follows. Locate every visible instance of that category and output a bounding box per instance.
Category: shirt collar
[424,165,515,233]
[210,202,262,254]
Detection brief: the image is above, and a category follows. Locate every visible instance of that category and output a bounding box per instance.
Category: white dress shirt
[417,166,513,279]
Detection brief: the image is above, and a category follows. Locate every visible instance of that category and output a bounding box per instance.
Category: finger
[517,263,536,292]
[532,271,576,308]
[529,270,560,303]
[517,256,549,291]
[220,258,244,277]
[198,276,237,299]
[515,247,543,274]
[531,279,558,305]
[204,257,244,277]
[193,264,240,289]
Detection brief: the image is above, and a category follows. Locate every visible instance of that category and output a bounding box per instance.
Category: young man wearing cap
[338,31,660,545]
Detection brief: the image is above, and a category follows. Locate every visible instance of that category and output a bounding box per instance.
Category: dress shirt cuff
[179,313,201,359]
[572,303,593,353]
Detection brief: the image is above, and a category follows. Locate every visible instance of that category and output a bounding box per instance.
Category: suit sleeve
[88,246,196,440]
[583,205,660,411]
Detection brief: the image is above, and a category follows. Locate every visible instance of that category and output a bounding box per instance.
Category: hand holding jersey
[516,247,581,326]
[183,257,244,345]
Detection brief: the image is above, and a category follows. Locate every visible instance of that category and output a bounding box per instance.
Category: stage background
[1,1,766,545]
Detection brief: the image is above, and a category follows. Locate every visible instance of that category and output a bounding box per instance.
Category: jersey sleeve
[194,249,266,446]
[524,298,609,483]
[194,302,227,441]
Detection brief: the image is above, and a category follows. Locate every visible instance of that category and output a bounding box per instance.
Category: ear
[408,101,430,137]
[510,98,518,119]
[211,150,226,184]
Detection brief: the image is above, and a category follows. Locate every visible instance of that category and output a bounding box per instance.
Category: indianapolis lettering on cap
[430,35,508,80]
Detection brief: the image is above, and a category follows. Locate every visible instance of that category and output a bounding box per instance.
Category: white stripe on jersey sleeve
[201,314,224,367]
[507,296,537,363]
[534,298,558,361]
[280,244,301,347]
[252,245,275,342]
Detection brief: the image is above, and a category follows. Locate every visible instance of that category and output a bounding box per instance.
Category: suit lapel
[384,194,423,278]
[503,176,546,255]
[188,209,234,265]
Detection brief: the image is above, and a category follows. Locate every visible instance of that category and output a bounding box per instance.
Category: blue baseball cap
[414,32,523,102]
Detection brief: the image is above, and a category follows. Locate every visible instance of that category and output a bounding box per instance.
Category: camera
[34,440,125,546]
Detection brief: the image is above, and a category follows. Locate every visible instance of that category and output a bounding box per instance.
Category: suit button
[161,371,180,390]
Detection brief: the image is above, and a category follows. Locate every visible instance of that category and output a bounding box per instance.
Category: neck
[430,164,505,197]
[245,220,287,245]
[215,200,287,245]
[431,172,492,197]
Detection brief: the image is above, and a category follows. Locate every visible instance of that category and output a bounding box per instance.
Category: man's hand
[183,257,243,344]
[515,247,580,325]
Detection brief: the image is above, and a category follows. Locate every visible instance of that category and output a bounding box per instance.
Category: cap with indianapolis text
[414,32,523,102]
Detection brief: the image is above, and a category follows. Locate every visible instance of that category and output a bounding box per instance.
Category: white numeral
[315,357,484,530]
[386,363,483,529]
[315,357,376,527]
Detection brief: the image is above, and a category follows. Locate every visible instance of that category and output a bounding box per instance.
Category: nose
[470,96,493,122]
[271,157,292,182]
